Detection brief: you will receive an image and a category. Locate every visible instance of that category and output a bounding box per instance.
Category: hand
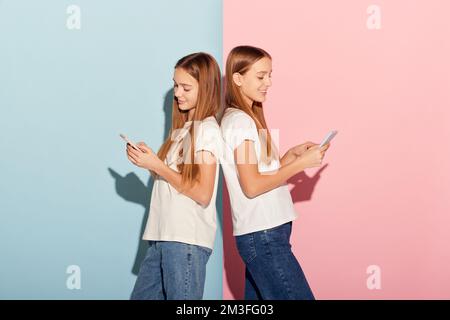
[320,142,331,153]
[126,142,162,172]
[296,143,330,169]
[290,141,317,157]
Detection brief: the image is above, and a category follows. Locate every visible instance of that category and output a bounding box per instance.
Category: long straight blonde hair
[156,52,221,188]
[225,45,278,165]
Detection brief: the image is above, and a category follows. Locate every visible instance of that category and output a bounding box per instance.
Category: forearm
[279,149,296,167]
[154,164,208,205]
[243,160,305,198]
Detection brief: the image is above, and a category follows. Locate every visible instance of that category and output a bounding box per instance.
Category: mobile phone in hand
[320,130,338,147]
[120,134,141,151]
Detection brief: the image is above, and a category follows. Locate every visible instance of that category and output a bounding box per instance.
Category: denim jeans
[130,241,212,300]
[235,222,315,300]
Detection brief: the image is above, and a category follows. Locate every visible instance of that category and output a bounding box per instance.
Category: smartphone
[120,134,141,151]
[320,130,338,147]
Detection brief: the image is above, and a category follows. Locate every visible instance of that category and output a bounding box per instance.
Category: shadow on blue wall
[108,87,223,298]
[108,88,173,279]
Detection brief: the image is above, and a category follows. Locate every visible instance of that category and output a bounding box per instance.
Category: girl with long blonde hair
[221,45,330,300]
[126,52,222,300]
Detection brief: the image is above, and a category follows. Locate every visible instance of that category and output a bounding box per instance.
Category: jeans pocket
[196,245,213,256]
[236,234,257,264]
[265,223,291,240]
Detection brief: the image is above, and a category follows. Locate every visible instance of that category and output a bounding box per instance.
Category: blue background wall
[0,0,223,299]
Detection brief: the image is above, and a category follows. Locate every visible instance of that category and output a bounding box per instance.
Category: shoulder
[193,116,222,157]
[221,108,256,130]
[199,116,220,130]
[195,116,220,135]
[193,116,221,143]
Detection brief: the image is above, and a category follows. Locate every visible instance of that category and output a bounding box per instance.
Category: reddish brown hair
[156,52,221,189]
[225,45,277,164]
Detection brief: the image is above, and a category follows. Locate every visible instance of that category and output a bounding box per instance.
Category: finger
[137,141,150,150]
[127,153,137,164]
[136,142,149,150]
[126,150,135,160]
[128,146,141,156]
[127,150,139,162]
[139,145,150,153]
[127,145,141,154]
[126,145,137,155]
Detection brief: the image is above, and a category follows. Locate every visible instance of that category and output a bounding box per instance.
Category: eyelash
[257,74,272,80]
[174,84,190,91]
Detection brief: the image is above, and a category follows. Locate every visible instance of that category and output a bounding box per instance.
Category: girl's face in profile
[234,57,272,105]
[173,67,199,113]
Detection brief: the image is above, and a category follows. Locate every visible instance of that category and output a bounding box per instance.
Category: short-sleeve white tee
[142,116,222,250]
[220,107,298,236]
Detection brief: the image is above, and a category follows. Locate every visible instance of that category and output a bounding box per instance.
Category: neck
[241,95,254,110]
[187,108,195,121]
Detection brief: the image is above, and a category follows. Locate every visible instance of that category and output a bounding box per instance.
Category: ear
[232,72,242,87]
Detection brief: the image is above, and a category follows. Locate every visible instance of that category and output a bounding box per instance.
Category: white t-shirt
[220,107,298,236]
[142,116,222,250]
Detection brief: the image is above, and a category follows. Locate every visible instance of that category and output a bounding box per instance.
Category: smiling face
[233,56,272,106]
[173,67,199,113]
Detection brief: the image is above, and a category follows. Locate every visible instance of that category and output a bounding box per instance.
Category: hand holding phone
[120,134,141,151]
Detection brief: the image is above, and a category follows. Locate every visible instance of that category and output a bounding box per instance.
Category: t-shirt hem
[142,235,214,251]
[232,215,298,236]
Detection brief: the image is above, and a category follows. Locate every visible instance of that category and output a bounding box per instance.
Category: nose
[265,76,272,87]
[174,86,183,97]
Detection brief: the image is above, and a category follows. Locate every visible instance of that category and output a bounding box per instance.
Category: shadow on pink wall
[223,163,329,299]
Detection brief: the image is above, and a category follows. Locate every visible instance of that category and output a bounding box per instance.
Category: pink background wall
[223,0,450,299]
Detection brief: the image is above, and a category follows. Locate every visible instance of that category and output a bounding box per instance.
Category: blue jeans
[130,241,212,300]
[235,222,315,300]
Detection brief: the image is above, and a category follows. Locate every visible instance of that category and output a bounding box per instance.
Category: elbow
[198,193,213,207]
[242,185,257,199]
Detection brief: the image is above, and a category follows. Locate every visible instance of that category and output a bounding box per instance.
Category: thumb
[136,142,150,152]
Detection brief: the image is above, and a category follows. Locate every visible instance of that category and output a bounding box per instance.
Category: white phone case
[120,134,140,151]
[320,130,338,147]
